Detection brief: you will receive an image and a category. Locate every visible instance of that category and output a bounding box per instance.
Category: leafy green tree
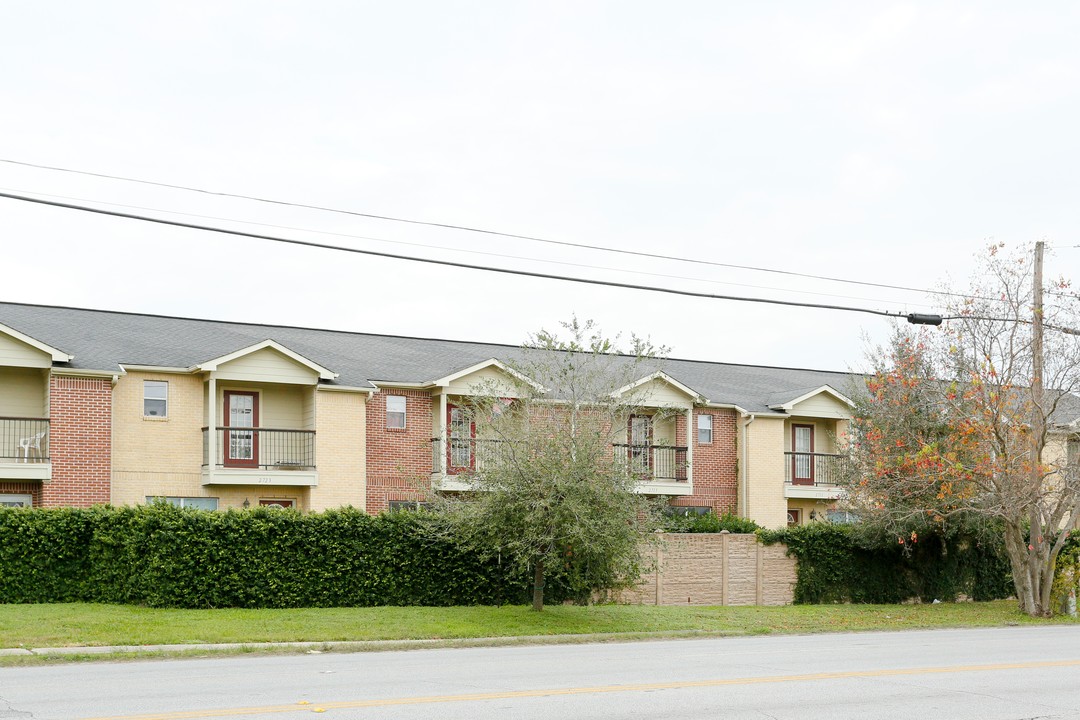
[430,318,668,611]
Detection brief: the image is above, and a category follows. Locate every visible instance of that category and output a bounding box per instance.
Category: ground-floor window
[146,496,219,510]
[0,494,32,507]
[387,500,433,512]
[258,498,296,509]
[786,508,801,526]
[667,505,712,517]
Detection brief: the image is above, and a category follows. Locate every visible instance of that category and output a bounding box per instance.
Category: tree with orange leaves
[844,244,1080,616]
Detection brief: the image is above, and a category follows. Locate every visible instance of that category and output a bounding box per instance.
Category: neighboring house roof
[0,301,968,416]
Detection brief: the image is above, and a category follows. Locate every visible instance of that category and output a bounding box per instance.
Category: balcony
[614,444,688,482]
[0,417,51,481]
[784,451,848,499]
[201,427,317,486]
[431,437,507,477]
[430,439,692,494]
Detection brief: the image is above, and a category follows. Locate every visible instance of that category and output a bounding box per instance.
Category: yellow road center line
[83,658,1080,720]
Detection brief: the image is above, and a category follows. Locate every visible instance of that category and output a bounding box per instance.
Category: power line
[0,189,922,322]
[0,185,938,310]
[0,156,978,300]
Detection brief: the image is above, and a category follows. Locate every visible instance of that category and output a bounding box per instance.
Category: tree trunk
[532,559,545,612]
[1003,523,1039,616]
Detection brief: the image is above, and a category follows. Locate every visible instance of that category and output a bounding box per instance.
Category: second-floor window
[144,380,168,418]
[386,396,407,429]
[697,414,713,444]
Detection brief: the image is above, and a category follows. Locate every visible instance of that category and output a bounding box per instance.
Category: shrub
[760,522,1012,604]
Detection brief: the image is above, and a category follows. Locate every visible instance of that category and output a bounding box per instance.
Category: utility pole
[1030,240,1045,609]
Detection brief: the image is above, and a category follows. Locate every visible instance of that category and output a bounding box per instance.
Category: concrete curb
[2,631,721,658]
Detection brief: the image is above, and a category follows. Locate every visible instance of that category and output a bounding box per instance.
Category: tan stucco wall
[786,498,830,524]
[0,367,48,417]
[309,389,367,511]
[0,333,51,369]
[786,392,852,419]
[111,371,206,506]
[214,382,308,428]
[744,416,788,529]
[445,365,524,397]
[214,347,320,385]
[783,417,842,454]
[626,378,694,409]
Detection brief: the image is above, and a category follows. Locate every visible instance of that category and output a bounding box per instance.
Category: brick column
[42,375,112,507]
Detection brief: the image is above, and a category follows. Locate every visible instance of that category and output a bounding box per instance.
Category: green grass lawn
[1,600,1075,652]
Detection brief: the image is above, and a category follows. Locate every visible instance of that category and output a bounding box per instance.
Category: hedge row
[760,523,1013,604]
[0,505,540,608]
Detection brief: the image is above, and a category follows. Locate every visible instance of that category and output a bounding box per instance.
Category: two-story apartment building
[0,301,877,527]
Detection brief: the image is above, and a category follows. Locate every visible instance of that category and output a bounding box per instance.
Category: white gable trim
[767,384,854,411]
[0,322,73,362]
[615,371,705,403]
[428,358,544,393]
[194,340,338,380]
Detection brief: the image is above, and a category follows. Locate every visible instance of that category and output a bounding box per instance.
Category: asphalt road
[3,626,1080,720]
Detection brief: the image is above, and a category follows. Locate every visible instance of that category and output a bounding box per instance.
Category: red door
[224,391,259,468]
[791,424,814,485]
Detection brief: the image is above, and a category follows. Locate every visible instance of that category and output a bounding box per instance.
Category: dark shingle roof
[0,302,951,415]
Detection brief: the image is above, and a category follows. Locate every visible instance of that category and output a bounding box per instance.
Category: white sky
[2,2,1078,373]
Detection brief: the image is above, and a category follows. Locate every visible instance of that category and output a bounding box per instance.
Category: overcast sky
[2,2,1078,373]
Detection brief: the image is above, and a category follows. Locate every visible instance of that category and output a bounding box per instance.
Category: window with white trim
[0,494,32,508]
[146,496,218,510]
[697,414,713,444]
[143,380,168,418]
[386,396,407,429]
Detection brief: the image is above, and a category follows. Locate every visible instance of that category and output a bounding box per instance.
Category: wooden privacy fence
[621,533,796,606]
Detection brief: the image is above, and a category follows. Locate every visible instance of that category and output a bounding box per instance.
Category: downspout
[740,412,756,519]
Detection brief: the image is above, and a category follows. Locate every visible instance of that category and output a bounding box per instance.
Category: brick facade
[365,389,434,513]
[41,376,111,507]
[668,408,739,514]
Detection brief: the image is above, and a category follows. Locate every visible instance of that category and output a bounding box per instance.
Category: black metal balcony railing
[202,427,316,470]
[431,438,508,475]
[432,439,689,482]
[614,444,689,481]
[784,451,848,486]
[0,417,49,463]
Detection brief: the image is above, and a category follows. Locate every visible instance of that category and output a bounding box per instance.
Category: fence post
[756,540,764,605]
[720,530,729,606]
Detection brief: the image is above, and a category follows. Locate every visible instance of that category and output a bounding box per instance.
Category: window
[387,500,433,512]
[666,505,711,517]
[787,508,801,526]
[1068,437,1079,468]
[0,494,32,508]
[146,496,219,510]
[143,380,168,418]
[386,396,407,429]
[259,499,295,509]
[825,510,858,524]
[697,414,713,444]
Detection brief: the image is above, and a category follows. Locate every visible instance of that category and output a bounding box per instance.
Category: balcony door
[629,415,652,473]
[224,391,259,468]
[791,424,814,485]
[447,404,474,474]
